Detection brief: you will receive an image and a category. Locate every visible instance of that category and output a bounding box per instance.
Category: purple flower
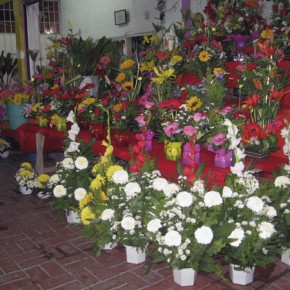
[164,123,179,137]
[211,133,226,146]
[183,125,196,136]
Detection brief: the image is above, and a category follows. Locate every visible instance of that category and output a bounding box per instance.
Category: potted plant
[0,138,11,158]
[15,162,37,195]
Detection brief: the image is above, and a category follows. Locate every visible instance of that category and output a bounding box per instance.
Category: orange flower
[268,88,285,102]
[243,93,261,109]
[253,79,262,90]
[257,41,276,57]
[261,28,274,45]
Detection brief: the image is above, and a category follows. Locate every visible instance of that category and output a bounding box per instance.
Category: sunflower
[122,81,134,91]
[198,51,210,62]
[213,67,226,75]
[120,59,135,70]
[186,96,203,112]
[115,72,126,83]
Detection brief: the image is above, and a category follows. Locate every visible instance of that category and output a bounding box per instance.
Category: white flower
[283,143,290,156]
[176,191,193,207]
[204,191,223,207]
[112,170,129,184]
[222,186,233,198]
[228,228,245,247]
[258,222,276,239]
[164,230,182,247]
[246,196,264,213]
[124,182,141,199]
[53,185,67,197]
[121,216,136,231]
[230,161,244,176]
[66,141,80,153]
[49,174,60,184]
[74,187,87,201]
[62,157,74,169]
[101,209,115,221]
[274,176,290,188]
[68,123,80,141]
[235,147,246,161]
[75,156,88,170]
[67,110,76,123]
[163,183,180,197]
[194,226,213,245]
[263,206,277,218]
[152,177,168,191]
[147,219,162,233]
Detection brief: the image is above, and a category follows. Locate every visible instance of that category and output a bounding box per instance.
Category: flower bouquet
[15,162,37,195]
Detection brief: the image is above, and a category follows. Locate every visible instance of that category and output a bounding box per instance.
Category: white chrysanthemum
[246,196,264,213]
[222,186,233,198]
[147,218,162,233]
[194,226,213,245]
[74,187,87,201]
[121,216,136,231]
[204,191,223,207]
[67,110,75,123]
[124,182,141,199]
[164,230,182,247]
[66,141,80,153]
[230,161,244,176]
[274,176,290,189]
[62,157,74,169]
[49,174,60,184]
[53,185,67,198]
[263,206,277,218]
[258,222,276,239]
[192,180,205,194]
[75,156,88,170]
[163,183,180,197]
[101,209,115,221]
[176,191,193,207]
[152,177,168,191]
[112,170,129,184]
[228,228,245,247]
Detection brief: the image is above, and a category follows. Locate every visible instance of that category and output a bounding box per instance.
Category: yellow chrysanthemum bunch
[7,93,30,105]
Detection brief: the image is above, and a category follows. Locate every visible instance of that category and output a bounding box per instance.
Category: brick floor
[1,150,290,290]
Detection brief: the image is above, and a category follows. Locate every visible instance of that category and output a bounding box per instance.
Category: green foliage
[0,50,18,87]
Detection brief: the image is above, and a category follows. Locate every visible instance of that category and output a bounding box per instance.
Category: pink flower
[266,119,283,133]
[135,115,146,127]
[164,123,179,137]
[193,112,207,122]
[211,133,227,146]
[215,106,232,114]
[100,56,111,66]
[183,125,196,136]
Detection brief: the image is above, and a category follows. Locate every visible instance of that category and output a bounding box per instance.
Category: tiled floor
[1,150,290,290]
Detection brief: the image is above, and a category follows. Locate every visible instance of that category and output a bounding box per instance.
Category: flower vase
[214,148,233,168]
[125,245,146,264]
[6,103,28,129]
[281,249,290,265]
[113,130,130,147]
[66,210,81,224]
[164,141,182,161]
[182,143,201,166]
[0,150,9,158]
[103,242,118,250]
[173,268,196,286]
[19,186,33,195]
[37,117,48,127]
[229,264,255,285]
[90,123,104,139]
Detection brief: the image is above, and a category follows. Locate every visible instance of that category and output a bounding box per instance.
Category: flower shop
[1,0,290,287]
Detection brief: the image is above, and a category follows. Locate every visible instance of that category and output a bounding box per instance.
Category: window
[39,0,60,34]
[0,2,15,33]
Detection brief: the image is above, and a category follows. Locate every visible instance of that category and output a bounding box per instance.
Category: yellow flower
[113,103,122,113]
[32,103,41,112]
[90,174,105,190]
[106,165,123,181]
[213,67,226,75]
[83,98,96,106]
[80,206,95,225]
[171,55,183,65]
[186,96,203,112]
[104,145,113,157]
[20,162,32,169]
[79,192,94,209]
[261,28,274,44]
[115,72,126,83]
[100,191,108,201]
[151,67,175,84]
[19,169,34,178]
[122,81,134,92]
[120,59,135,70]
[140,60,154,72]
[37,174,50,184]
[198,51,210,62]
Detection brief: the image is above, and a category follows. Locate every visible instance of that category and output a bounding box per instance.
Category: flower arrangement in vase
[15,162,37,195]
[0,138,11,158]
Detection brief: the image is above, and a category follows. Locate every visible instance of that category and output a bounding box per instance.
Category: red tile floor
[1,150,290,290]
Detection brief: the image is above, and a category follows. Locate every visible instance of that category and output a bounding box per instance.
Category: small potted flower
[0,138,11,158]
[34,173,51,199]
[15,162,37,195]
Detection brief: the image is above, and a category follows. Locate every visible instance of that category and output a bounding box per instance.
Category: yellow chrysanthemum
[122,81,134,92]
[92,163,101,175]
[100,191,108,201]
[79,192,94,209]
[113,103,122,113]
[83,98,96,106]
[171,55,183,65]
[140,60,154,72]
[80,206,95,225]
[37,174,50,184]
[198,51,210,62]
[115,72,126,83]
[186,96,203,112]
[32,103,41,112]
[20,162,32,169]
[90,174,105,190]
[120,59,135,70]
[213,67,227,75]
[19,169,34,178]
[106,165,123,181]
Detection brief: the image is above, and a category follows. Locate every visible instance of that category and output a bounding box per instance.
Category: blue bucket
[6,103,28,130]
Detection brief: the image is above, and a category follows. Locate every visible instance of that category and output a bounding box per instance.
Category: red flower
[58,93,70,100]
[268,88,285,102]
[241,123,268,145]
[266,119,283,134]
[159,99,182,110]
[129,163,139,173]
[183,39,195,48]
[94,108,101,117]
[155,50,167,61]
[257,41,276,57]
[196,35,207,43]
[243,93,261,109]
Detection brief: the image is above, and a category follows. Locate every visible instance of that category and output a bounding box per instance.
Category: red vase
[113,130,130,147]
[90,123,104,139]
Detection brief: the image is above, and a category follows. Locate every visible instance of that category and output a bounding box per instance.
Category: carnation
[53,185,67,198]
[176,191,193,207]
[62,157,74,169]
[101,209,115,221]
[204,191,223,207]
[163,183,180,197]
[121,216,136,231]
[258,222,276,239]
[147,218,162,233]
[74,187,87,201]
[228,228,245,247]
[246,196,264,213]
[152,177,168,191]
[194,226,213,244]
[274,176,290,189]
[124,182,141,199]
[112,169,129,184]
[164,230,182,247]
[75,156,89,170]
